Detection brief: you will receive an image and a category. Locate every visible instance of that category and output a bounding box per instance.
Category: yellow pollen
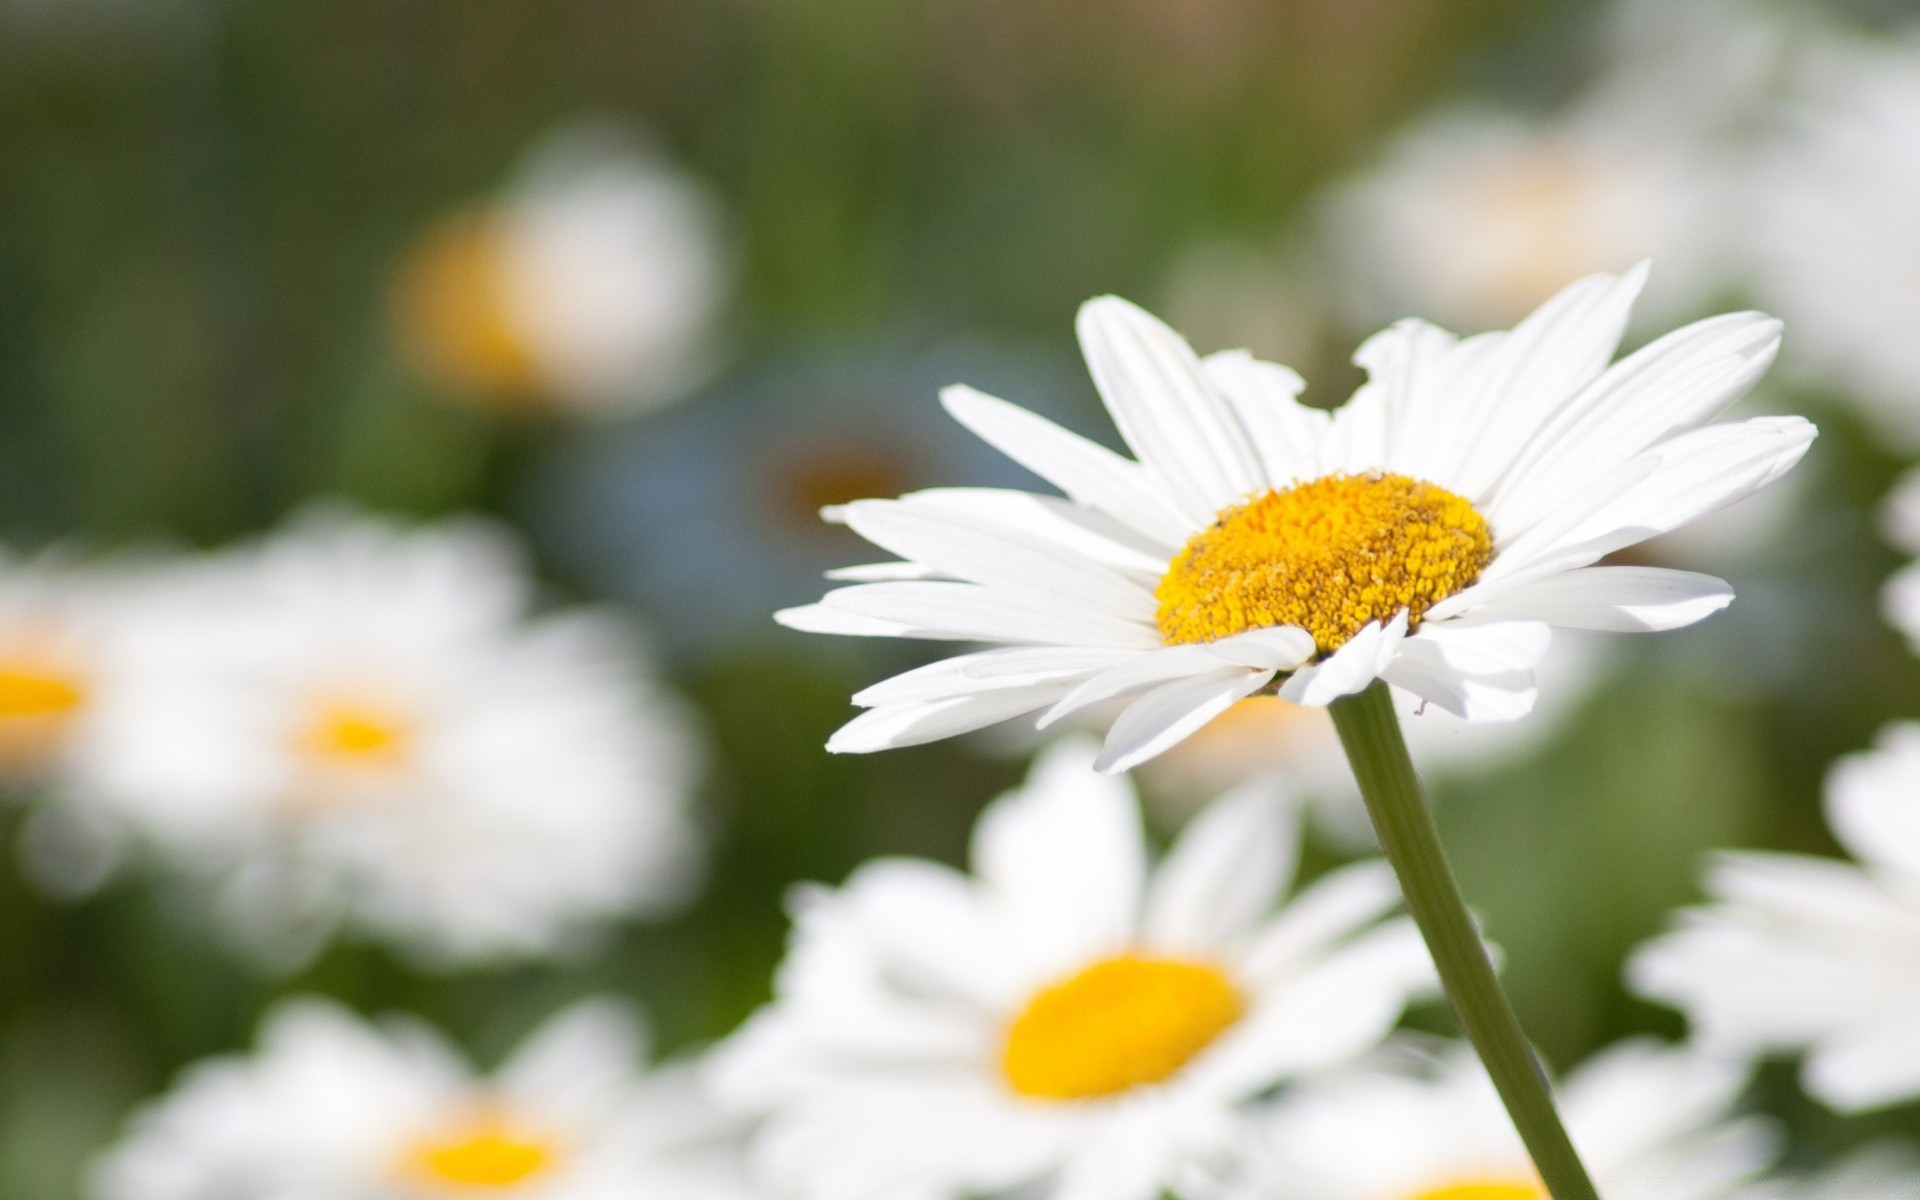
[1155,472,1493,654]
[400,1112,557,1190]
[1000,954,1244,1101]
[297,700,410,768]
[1407,1178,1544,1200]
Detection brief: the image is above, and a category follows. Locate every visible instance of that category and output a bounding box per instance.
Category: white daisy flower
[1745,30,1920,450]
[394,121,727,418]
[1217,1038,1774,1200]
[779,269,1810,772]
[82,506,704,968]
[707,738,1434,1200]
[1630,723,1920,1112]
[91,996,762,1200]
[1324,0,1783,334]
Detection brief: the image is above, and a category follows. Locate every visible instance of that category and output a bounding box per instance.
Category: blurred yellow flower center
[0,664,85,723]
[393,210,544,403]
[401,1112,557,1189]
[0,648,88,767]
[298,700,410,768]
[1000,954,1244,1101]
[1155,472,1493,654]
[1407,1177,1544,1200]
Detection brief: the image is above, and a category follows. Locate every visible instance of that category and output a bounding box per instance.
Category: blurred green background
[0,0,1912,1194]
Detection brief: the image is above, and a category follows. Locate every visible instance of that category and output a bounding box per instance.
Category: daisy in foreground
[1216,1038,1774,1200]
[90,997,760,1200]
[707,739,1434,1200]
[780,266,1810,773]
[1630,723,1920,1113]
[81,506,705,969]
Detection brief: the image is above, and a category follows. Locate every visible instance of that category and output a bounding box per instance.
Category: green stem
[1328,681,1600,1200]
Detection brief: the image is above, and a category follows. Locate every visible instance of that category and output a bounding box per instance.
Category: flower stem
[1328,681,1599,1200]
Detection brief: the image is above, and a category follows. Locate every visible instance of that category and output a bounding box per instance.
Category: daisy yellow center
[297,700,411,768]
[1407,1178,1544,1200]
[1154,472,1493,653]
[392,210,543,403]
[1000,954,1245,1101]
[400,1112,557,1189]
[0,664,85,722]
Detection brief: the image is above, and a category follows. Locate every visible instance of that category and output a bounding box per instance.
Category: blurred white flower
[91,996,761,1200]
[394,121,728,418]
[1325,0,1783,334]
[1880,468,1920,651]
[1738,1145,1920,1200]
[708,738,1434,1200]
[1216,1038,1773,1200]
[1746,31,1920,450]
[1631,722,1920,1112]
[81,505,704,969]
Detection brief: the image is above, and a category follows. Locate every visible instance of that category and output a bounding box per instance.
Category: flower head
[1631,722,1920,1113]
[81,506,704,969]
[1217,1038,1773,1200]
[394,121,727,417]
[782,270,1810,771]
[91,997,762,1200]
[708,739,1433,1200]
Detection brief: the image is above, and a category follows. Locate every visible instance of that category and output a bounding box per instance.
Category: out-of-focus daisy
[82,506,704,969]
[1745,31,1920,450]
[91,996,761,1200]
[1325,0,1781,334]
[780,270,1808,772]
[1879,468,1920,652]
[1630,723,1920,1112]
[1738,1145,1920,1200]
[530,343,1085,658]
[708,738,1433,1200]
[394,121,727,418]
[1217,1038,1773,1200]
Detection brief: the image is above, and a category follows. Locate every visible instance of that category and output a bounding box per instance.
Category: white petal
[838,499,1157,619]
[1440,265,1648,498]
[1142,779,1300,951]
[1041,644,1225,728]
[818,581,1160,648]
[940,384,1194,547]
[1077,296,1265,518]
[1040,626,1311,728]
[972,738,1146,966]
[497,999,644,1116]
[1805,1022,1920,1113]
[1240,860,1401,983]
[904,486,1173,573]
[1501,415,1816,583]
[1095,668,1276,773]
[1380,643,1538,722]
[852,648,1130,706]
[1489,311,1782,538]
[825,684,1067,753]
[775,602,917,637]
[1278,612,1408,707]
[825,562,947,582]
[1461,566,1734,632]
[1825,726,1920,876]
[1204,625,1318,670]
[1202,349,1329,486]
